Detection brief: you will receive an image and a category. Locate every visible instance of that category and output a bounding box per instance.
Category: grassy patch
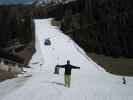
[88,53,133,76]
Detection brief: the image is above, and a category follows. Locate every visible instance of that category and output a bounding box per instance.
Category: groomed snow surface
[0,18,133,100]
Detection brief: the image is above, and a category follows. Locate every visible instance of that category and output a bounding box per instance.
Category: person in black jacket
[56,60,80,88]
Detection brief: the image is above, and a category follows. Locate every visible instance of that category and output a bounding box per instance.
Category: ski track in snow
[0,18,133,100]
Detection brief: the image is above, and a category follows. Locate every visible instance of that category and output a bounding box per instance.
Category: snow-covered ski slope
[1,18,133,100]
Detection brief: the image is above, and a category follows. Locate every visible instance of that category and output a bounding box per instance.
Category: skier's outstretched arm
[56,64,66,68]
[71,65,80,69]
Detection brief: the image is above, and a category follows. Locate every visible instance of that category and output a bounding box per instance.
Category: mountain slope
[0,18,133,100]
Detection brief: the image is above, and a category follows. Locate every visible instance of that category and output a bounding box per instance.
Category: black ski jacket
[56,64,80,75]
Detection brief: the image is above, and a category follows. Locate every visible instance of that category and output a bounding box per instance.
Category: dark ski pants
[64,74,71,88]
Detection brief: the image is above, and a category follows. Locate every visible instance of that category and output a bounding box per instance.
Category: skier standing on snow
[122,77,126,85]
[56,60,80,88]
